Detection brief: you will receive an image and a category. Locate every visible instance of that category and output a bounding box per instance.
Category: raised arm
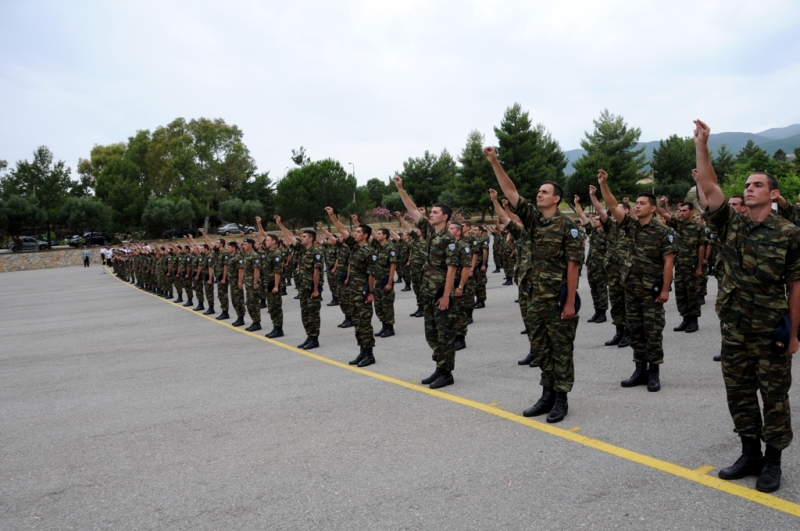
[395,211,413,230]
[482,146,520,208]
[597,170,625,223]
[656,201,673,223]
[693,120,725,211]
[574,195,589,226]
[392,176,423,223]
[588,185,608,223]
[274,215,298,246]
[316,221,333,239]
[325,207,350,238]
[198,227,213,245]
[255,216,268,238]
[489,189,511,225]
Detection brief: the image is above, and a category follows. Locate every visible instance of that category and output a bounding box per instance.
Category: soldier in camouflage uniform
[190,246,206,312]
[396,211,427,318]
[262,234,284,338]
[502,232,515,285]
[450,222,474,352]
[394,176,459,390]
[486,146,582,424]
[659,202,708,333]
[598,171,676,393]
[695,119,800,493]
[275,216,323,350]
[239,238,262,331]
[575,197,608,323]
[472,225,489,309]
[214,237,231,320]
[319,229,340,307]
[372,228,397,338]
[397,232,412,291]
[201,244,216,315]
[228,241,247,327]
[491,225,502,273]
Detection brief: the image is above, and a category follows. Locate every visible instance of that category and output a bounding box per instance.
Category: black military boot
[183,298,194,307]
[203,307,215,315]
[685,317,699,333]
[523,387,555,417]
[297,336,311,349]
[293,293,300,300]
[265,326,284,339]
[340,315,354,329]
[174,295,183,303]
[455,335,466,351]
[594,311,607,323]
[216,310,230,321]
[713,350,721,362]
[699,296,706,305]
[474,300,485,309]
[326,296,339,307]
[546,392,569,423]
[429,370,454,389]
[492,266,500,273]
[529,357,539,368]
[587,311,600,323]
[621,362,648,387]
[260,299,267,309]
[647,363,661,392]
[381,324,395,338]
[719,437,764,480]
[374,323,387,337]
[357,347,375,367]
[246,322,261,332]
[401,282,412,292]
[232,316,245,327]
[618,327,631,348]
[193,302,205,312]
[466,310,473,325]
[411,306,424,317]
[605,325,624,346]
[756,445,782,493]
[673,319,689,332]
[280,288,288,296]
[518,351,536,365]
[421,368,442,385]
[302,336,319,350]
[349,347,366,366]
[502,277,513,286]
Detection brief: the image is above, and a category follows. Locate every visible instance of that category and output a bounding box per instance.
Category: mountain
[563,125,800,175]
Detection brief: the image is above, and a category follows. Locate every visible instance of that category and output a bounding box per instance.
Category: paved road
[1,265,798,529]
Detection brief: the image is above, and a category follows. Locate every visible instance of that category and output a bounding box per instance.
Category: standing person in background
[82,246,90,267]
[373,228,398,339]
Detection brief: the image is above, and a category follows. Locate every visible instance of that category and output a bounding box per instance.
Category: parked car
[7,236,47,252]
[82,232,111,245]
[216,223,255,236]
[162,228,197,239]
[68,235,84,247]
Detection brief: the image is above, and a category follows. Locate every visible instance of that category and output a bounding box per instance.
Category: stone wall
[0,249,103,273]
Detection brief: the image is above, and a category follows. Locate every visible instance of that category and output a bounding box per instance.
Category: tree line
[2,107,800,248]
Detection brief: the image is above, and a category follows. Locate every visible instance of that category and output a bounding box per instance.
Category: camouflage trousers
[374,285,395,325]
[299,293,321,337]
[165,274,174,296]
[475,267,487,302]
[266,289,283,327]
[623,277,665,364]
[605,262,626,326]
[721,324,793,450]
[245,282,261,323]
[674,264,701,318]
[699,268,709,298]
[350,285,375,348]
[504,254,516,280]
[194,276,205,304]
[518,279,535,347]
[204,278,215,309]
[587,259,608,311]
[231,284,245,317]
[337,275,352,318]
[423,294,457,372]
[326,271,338,301]
[528,299,579,393]
[173,272,183,296]
[217,280,229,311]
[454,280,475,337]
[411,263,425,306]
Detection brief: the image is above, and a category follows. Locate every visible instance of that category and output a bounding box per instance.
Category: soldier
[694,118,800,493]
[327,207,378,366]
[657,201,707,333]
[228,241,247,327]
[275,216,323,350]
[575,196,608,323]
[191,244,206,312]
[396,211,427,318]
[472,225,489,309]
[372,228,397,338]
[393,176,459,389]
[485,146,582,424]
[449,221,474,351]
[198,229,231,321]
[597,170,676,392]
[240,238,262,331]
[397,231,412,292]
[262,233,284,338]
[202,243,217,315]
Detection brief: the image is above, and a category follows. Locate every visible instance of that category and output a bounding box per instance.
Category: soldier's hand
[198,228,205,234]
[271,286,278,294]
[316,222,323,229]
[436,294,451,311]
[691,168,699,181]
[238,283,243,290]
[693,119,711,145]
[394,211,402,218]
[392,175,403,189]
[311,288,320,299]
[574,195,581,205]
[656,289,669,304]
[482,146,498,162]
[274,215,282,223]
[560,301,576,320]
[597,170,608,185]
[255,216,261,223]
[589,185,597,196]
[488,188,498,201]
[325,206,334,216]
[784,336,798,357]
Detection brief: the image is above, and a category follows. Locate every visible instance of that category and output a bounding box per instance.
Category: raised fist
[597,169,608,185]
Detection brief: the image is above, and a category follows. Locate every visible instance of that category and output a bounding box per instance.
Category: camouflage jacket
[294,243,324,289]
[584,223,606,266]
[417,217,458,297]
[667,217,708,267]
[616,214,676,285]
[345,235,376,290]
[506,221,533,283]
[373,241,397,279]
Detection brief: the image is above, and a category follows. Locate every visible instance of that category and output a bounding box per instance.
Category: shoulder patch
[239,259,243,264]
[390,251,395,256]
[668,234,674,243]
[255,259,260,264]
[372,254,378,261]
[275,257,281,262]
[465,247,471,253]
[448,243,456,251]
[315,254,321,260]
[570,228,579,239]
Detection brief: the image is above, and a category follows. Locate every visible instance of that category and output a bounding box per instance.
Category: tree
[59,197,113,236]
[651,135,696,204]
[141,197,196,237]
[494,103,568,200]
[276,159,356,227]
[711,145,735,184]
[364,178,391,207]
[291,146,311,167]
[736,140,765,163]
[774,149,787,162]
[340,187,373,223]
[218,198,264,229]
[1,146,74,247]
[237,172,275,217]
[454,130,495,220]
[92,143,150,234]
[398,149,457,207]
[381,191,404,214]
[568,110,646,203]
[0,195,47,249]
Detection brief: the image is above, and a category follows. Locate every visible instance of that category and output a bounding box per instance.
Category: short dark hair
[218,238,226,246]
[303,229,316,239]
[729,194,744,203]
[228,241,238,249]
[751,172,779,191]
[378,228,390,238]
[618,201,631,212]
[449,221,463,235]
[637,193,657,207]
[358,224,372,237]
[267,234,280,244]
[542,181,564,203]
[203,244,210,251]
[679,202,694,210]
[433,202,453,223]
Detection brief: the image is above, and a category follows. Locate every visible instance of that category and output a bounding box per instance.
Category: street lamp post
[349,162,355,202]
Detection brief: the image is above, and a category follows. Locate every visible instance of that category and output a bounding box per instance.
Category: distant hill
[564,125,800,175]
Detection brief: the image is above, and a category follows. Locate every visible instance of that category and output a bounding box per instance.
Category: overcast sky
[2,0,799,185]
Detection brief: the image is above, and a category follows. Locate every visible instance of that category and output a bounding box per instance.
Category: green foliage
[568,109,646,203]
[291,146,311,167]
[398,149,456,207]
[276,159,356,227]
[340,188,373,222]
[0,195,47,244]
[59,197,113,234]
[494,103,567,200]
[651,135,696,204]
[454,130,495,219]
[218,197,264,228]
[437,189,460,208]
[236,172,275,217]
[381,191,404,214]
[141,197,196,237]
[364,178,391,207]
[774,149,787,161]
[711,145,735,184]
[736,140,765,163]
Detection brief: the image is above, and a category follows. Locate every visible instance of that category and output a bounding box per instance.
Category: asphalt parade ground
[2,264,799,530]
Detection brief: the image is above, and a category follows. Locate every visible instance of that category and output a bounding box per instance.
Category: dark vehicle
[68,235,84,247]
[83,232,111,245]
[216,222,255,236]
[162,228,197,239]
[7,236,48,252]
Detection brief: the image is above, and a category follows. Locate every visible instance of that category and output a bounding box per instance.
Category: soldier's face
[677,206,692,221]
[300,233,313,246]
[354,227,368,243]
[634,197,655,218]
[728,198,744,212]
[536,185,559,208]
[429,207,447,225]
[744,174,778,207]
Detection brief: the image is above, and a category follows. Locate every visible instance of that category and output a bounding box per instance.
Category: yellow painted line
[695,465,716,475]
[487,402,499,407]
[106,267,800,518]
[568,426,582,433]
